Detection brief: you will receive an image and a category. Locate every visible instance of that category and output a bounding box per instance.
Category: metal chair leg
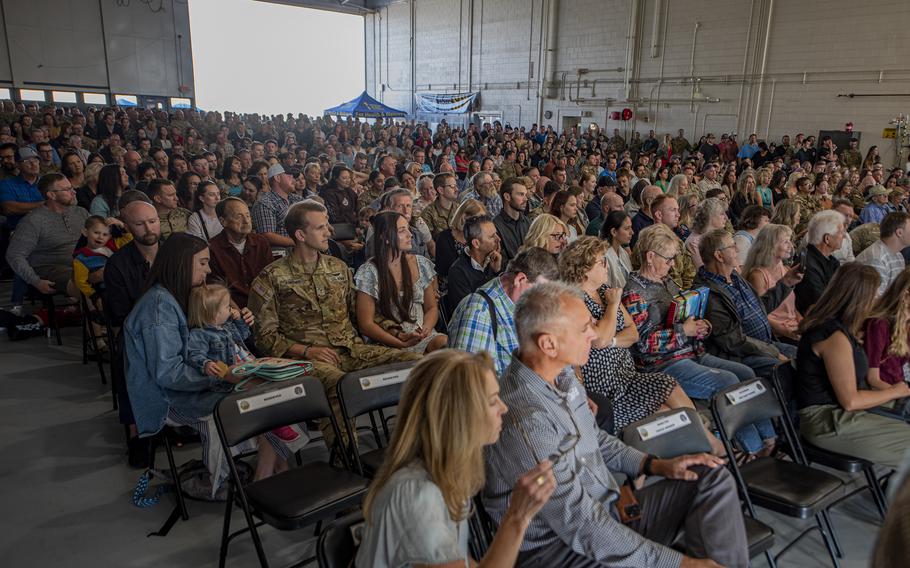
[820,509,843,558]
[162,434,189,521]
[219,482,234,568]
[864,466,888,520]
[815,513,841,568]
[763,549,777,568]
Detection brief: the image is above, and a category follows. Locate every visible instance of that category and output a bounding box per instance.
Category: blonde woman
[666,173,690,199]
[755,168,773,209]
[730,170,760,221]
[435,198,486,280]
[356,350,555,567]
[770,199,801,235]
[744,224,803,339]
[864,268,910,389]
[520,213,570,256]
[684,197,729,268]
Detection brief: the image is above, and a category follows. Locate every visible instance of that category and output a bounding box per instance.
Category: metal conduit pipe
[736,0,756,135]
[764,78,777,138]
[467,0,474,92]
[653,0,670,132]
[752,0,775,134]
[688,21,701,112]
[650,0,662,58]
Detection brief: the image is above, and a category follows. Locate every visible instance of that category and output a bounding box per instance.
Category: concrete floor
[0,324,886,567]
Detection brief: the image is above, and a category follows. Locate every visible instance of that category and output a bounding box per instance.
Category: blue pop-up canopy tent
[324,91,407,118]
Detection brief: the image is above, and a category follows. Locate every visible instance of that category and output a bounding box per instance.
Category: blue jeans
[740,341,798,379]
[664,354,776,454]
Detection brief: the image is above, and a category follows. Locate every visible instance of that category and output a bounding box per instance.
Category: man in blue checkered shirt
[694,229,800,379]
[483,282,747,567]
[447,247,558,377]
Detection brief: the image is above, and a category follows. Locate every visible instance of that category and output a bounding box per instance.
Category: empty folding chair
[621,408,776,566]
[772,362,889,521]
[214,376,369,568]
[336,361,416,476]
[711,377,846,567]
[316,510,365,568]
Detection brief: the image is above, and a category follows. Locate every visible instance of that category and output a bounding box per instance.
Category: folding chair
[144,426,200,536]
[772,362,889,521]
[26,287,62,345]
[316,510,364,568]
[80,296,108,384]
[621,408,776,566]
[336,361,417,476]
[712,378,845,567]
[467,495,498,559]
[214,376,369,568]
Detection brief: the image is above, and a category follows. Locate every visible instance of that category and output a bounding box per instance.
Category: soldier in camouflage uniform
[247,201,420,451]
[850,222,880,257]
[793,177,820,236]
[609,129,626,153]
[839,138,863,170]
[357,171,387,211]
[670,129,691,158]
[420,173,458,237]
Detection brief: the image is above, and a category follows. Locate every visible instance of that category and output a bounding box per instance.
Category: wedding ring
[536,475,545,486]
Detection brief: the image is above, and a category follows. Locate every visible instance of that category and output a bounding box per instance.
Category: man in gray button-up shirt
[483,282,748,568]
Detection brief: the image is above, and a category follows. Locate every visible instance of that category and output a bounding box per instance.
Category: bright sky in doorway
[188,0,364,116]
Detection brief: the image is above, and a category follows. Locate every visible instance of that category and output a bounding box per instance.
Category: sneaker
[271,425,300,442]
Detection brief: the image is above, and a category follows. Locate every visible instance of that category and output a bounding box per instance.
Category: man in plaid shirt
[483,282,747,568]
[447,247,558,377]
[694,229,801,378]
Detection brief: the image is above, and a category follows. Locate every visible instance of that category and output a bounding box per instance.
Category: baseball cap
[17,147,38,162]
[597,176,617,188]
[267,163,285,179]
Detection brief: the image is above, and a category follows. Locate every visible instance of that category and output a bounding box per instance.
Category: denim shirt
[124,285,232,437]
[187,319,251,374]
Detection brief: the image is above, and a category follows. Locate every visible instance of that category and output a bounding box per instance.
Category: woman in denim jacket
[124,233,286,485]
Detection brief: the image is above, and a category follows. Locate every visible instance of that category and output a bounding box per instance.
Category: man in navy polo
[0,147,42,231]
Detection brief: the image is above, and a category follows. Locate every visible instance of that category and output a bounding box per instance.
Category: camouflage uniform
[39,162,60,177]
[793,193,820,236]
[610,134,627,153]
[496,160,520,181]
[247,253,420,450]
[356,186,385,211]
[670,136,691,157]
[840,149,862,170]
[850,223,880,257]
[159,207,191,240]
[695,179,720,199]
[420,199,455,237]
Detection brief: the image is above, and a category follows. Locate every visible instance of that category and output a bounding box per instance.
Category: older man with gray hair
[483,281,747,568]
[794,209,845,313]
[460,170,503,217]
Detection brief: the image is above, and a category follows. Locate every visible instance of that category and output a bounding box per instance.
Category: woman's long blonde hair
[521,213,569,252]
[362,350,495,523]
[867,267,910,357]
[743,224,792,275]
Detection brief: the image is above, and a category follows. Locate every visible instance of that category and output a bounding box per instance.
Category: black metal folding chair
[80,296,109,384]
[316,510,364,568]
[712,377,845,567]
[621,408,776,566]
[214,376,369,568]
[772,361,889,521]
[336,361,416,476]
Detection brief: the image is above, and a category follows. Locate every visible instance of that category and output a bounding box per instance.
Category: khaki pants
[799,404,910,469]
[310,344,421,455]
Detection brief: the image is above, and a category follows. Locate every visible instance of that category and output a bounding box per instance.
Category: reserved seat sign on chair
[337,361,418,477]
[214,376,369,568]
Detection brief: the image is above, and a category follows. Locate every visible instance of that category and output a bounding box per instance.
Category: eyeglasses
[653,251,677,264]
[549,232,568,241]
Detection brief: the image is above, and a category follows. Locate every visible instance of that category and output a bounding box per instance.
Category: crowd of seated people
[3,100,910,565]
